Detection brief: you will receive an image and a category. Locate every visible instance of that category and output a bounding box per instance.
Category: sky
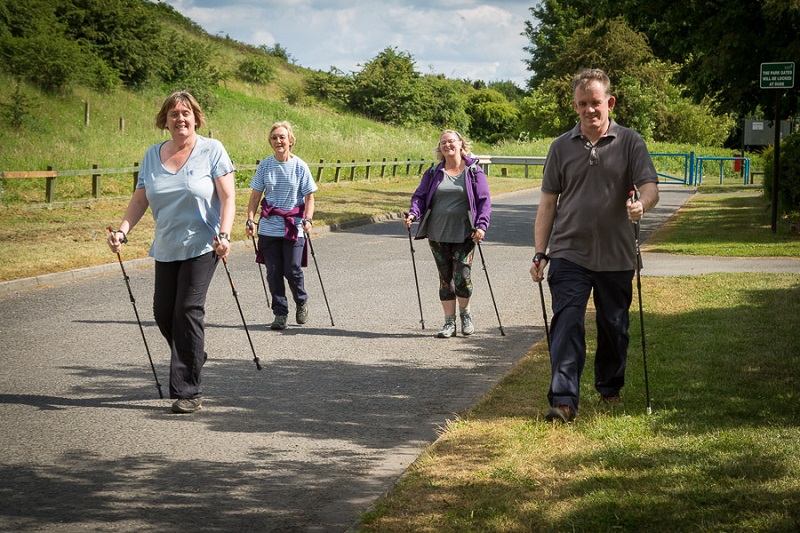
[160,0,539,88]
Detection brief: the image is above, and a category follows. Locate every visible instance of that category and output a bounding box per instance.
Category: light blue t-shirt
[137,135,234,261]
[249,155,318,237]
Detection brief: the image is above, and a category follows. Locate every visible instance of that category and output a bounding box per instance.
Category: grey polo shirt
[541,120,658,271]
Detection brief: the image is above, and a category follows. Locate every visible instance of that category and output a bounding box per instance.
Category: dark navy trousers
[259,235,308,317]
[153,251,218,400]
[547,258,634,413]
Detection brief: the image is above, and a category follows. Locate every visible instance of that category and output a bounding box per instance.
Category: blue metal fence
[648,152,751,186]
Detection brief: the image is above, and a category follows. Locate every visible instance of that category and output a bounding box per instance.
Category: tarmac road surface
[0,186,796,532]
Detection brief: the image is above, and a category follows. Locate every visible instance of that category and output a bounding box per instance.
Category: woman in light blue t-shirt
[246,121,317,331]
[108,91,235,414]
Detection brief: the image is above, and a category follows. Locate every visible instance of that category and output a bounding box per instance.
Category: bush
[238,55,275,84]
[0,80,36,128]
[763,131,800,215]
[466,89,519,144]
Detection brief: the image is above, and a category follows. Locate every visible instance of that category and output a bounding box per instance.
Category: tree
[238,54,275,84]
[55,0,162,88]
[466,89,520,144]
[417,75,470,133]
[488,80,527,102]
[522,0,603,89]
[159,34,223,111]
[525,0,799,119]
[348,47,422,125]
[518,75,575,138]
[307,67,353,109]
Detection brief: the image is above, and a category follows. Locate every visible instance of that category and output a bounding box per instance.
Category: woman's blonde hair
[434,129,472,162]
[155,91,206,130]
[269,121,297,150]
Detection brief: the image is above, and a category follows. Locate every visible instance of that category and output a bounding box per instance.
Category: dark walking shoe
[296,303,309,324]
[601,394,621,405]
[171,397,202,414]
[270,315,288,330]
[545,404,575,423]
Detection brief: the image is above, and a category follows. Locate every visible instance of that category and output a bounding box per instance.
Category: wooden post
[119,117,124,133]
[418,159,424,174]
[349,160,356,181]
[133,162,139,193]
[317,159,324,182]
[92,164,100,198]
[45,166,56,203]
[84,102,90,126]
[501,167,508,177]
[381,157,386,178]
[406,158,411,175]
[365,159,371,180]
[392,158,398,177]
[334,160,341,183]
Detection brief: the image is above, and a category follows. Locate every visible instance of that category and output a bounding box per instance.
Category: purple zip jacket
[407,155,491,240]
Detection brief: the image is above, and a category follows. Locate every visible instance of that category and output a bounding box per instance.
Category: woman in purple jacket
[404,130,492,338]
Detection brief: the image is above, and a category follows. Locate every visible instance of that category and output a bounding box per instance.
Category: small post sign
[760,62,794,89]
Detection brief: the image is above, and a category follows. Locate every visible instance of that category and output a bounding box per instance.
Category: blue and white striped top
[249,155,318,237]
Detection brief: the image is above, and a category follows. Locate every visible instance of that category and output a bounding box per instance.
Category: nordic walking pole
[108,227,164,399]
[215,237,262,371]
[534,258,551,354]
[246,220,270,308]
[629,190,652,415]
[476,241,505,336]
[304,226,334,326]
[403,212,425,329]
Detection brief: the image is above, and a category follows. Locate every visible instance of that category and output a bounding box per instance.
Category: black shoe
[296,303,309,324]
[601,394,621,405]
[171,397,202,414]
[545,404,575,423]
[270,315,288,330]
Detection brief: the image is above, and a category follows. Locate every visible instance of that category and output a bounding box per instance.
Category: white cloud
[160,0,535,86]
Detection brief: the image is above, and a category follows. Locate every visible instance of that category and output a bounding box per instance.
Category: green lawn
[356,188,800,532]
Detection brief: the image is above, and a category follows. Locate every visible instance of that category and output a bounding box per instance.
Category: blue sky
[160,0,539,88]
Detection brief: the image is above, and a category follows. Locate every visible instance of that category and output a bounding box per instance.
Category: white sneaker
[437,319,457,338]
[460,311,475,335]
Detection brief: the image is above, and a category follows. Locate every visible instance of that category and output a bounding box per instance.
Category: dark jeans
[547,258,634,413]
[153,252,218,400]
[259,235,307,316]
[428,239,475,301]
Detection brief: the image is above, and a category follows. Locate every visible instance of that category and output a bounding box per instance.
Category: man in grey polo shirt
[530,68,659,423]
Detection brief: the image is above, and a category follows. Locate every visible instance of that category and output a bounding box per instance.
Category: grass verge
[355,188,800,532]
[0,175,537,282]
[645,187,799,256]
[357,272,800,532]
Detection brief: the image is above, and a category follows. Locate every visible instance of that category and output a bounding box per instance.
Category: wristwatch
[533,252,549,264]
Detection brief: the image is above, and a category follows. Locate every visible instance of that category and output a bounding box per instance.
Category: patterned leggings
[428,239,475,301]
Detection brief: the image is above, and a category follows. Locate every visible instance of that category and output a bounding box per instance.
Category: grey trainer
[270,314,288,330]
[171,397,202,414]
[296,302,309,324]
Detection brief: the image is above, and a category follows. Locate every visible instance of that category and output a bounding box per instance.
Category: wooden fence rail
[0,155,545,204]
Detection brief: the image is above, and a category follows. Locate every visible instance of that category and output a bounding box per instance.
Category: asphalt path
[0,186,797,532]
